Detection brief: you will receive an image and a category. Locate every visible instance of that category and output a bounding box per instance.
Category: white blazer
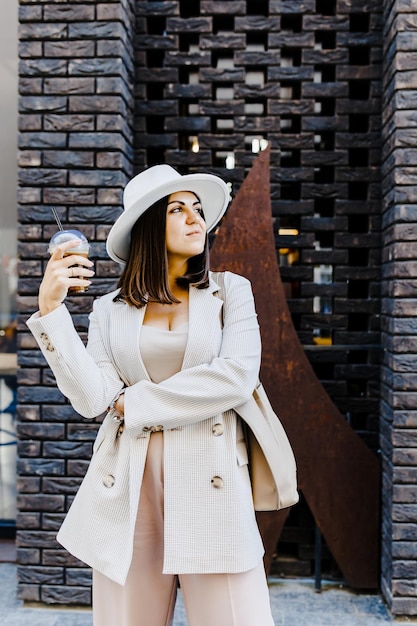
[27,272,265,585]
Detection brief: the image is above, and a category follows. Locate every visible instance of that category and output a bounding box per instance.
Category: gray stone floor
[2,562,417,625]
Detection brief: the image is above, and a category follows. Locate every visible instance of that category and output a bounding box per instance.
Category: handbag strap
[212,271,226,298]
[212,271,226,327]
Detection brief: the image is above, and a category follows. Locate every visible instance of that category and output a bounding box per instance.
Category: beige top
[140,323,188,383]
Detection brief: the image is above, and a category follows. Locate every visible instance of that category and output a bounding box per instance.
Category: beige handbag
[213,272,299,511]
[235,382,299,510]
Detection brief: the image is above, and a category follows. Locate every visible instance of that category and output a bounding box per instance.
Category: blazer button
[211,476,223,489]
[103,474,115,488]
[212,423,224,436]
[40,332,55,352]
[148,425,163,433]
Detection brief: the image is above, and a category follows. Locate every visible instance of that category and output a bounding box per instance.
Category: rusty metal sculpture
[210,147,380,589]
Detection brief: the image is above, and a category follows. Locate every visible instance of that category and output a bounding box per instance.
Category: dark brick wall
[15,0,417,616]
[380,0,417,616]
[17,0,134,604]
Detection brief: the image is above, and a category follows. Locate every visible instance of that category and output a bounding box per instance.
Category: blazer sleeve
[123,272,261,436]
[26,301,124,418]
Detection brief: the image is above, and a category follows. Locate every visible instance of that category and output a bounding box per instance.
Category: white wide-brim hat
[106,164,231,263]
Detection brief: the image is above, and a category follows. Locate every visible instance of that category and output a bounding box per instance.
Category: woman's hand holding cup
[39,237,95,316]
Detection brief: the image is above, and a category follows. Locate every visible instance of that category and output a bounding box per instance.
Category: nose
[186,209,199,223]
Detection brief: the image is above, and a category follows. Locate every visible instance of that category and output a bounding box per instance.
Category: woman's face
[165,191,207,262]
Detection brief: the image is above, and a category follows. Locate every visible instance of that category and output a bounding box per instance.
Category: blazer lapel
[109,300,150,385]
[182,275,223,370]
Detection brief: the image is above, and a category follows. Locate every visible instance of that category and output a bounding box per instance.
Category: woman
[27,164,275,625]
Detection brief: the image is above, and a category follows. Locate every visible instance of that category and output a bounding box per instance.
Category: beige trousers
[93,433,275,626]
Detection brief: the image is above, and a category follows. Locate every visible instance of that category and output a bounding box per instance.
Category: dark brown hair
[114,194,210,308]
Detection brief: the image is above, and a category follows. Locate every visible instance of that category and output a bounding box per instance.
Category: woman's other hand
[114,392,125,417]
[39,239,95,316]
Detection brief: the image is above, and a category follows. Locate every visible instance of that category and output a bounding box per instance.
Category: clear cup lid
[49,229,89,252]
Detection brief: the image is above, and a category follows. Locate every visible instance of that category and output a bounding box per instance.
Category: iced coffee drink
[48,230,90,293]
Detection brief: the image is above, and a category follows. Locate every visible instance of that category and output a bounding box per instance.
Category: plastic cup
[48,230,90,293]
